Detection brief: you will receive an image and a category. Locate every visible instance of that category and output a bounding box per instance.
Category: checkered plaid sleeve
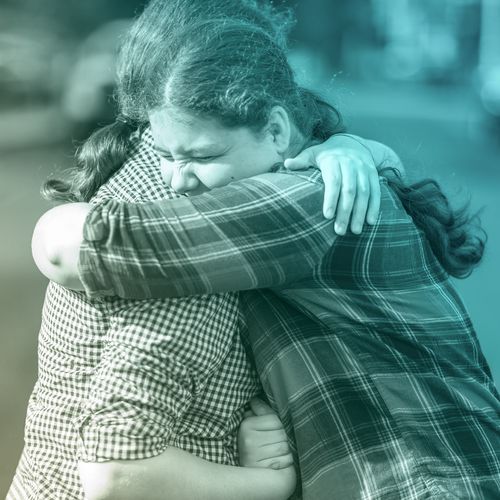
[74,299,191,461]
[74,293,238,462]
[79,169,337,299]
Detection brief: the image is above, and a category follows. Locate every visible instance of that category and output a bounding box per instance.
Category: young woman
[31,2,500,500]
[9,2,400,500]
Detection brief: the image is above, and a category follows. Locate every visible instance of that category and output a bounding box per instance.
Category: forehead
[149,108,227,151]
[149,107,259,154]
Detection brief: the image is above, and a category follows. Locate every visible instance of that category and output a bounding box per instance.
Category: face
[149,107,283,194]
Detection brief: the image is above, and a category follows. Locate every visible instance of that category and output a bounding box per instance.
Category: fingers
[333,159,357,235]
[348,170,370,234]
[287,146,381,233]
[258,452,294,470]
[317,156,341,220]
[366,169,381,225]
[238,423,291,469]
[243,413,285,432]
[328,157,380,235]
[243,409,254,419]
[283,149,315,171]
[250,397,274,416]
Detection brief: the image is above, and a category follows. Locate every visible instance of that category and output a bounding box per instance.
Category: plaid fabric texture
[78,130,500,499]
[8,131,259,499]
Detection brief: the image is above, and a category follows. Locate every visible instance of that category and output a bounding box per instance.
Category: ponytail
[42,116,137,203]
[382,168,486,278]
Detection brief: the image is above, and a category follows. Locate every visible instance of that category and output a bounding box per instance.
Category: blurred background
[0,0,499,495]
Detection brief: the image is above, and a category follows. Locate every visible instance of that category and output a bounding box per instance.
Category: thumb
[284,149,315,171]
[250,397,274,416]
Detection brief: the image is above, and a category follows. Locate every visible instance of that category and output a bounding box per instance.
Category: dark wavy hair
[42,0,298,203]
[382,168,485,278]
[43,0,485,278]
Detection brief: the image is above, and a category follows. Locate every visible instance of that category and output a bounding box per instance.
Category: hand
[284,135,381,235]
[238,398,294,470]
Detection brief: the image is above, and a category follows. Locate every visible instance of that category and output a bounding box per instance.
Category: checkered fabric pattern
[8,130,259,500]
[78,137,500,499]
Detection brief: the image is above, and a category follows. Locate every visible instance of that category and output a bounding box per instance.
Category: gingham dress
[78,137,500,500]
[7,132,259,500]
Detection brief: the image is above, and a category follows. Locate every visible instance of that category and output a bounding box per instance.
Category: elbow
[79,462,127,500]
[31,204,89,289]
[32,211,60,271]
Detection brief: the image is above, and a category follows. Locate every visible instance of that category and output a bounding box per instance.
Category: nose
[170,163,200,194]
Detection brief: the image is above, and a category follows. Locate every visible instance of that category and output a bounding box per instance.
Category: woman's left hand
[284,134,381,235]
[238,398,293,470]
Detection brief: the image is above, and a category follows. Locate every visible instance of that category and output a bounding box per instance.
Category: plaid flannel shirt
[8,132,259,500]
[77,130,500,499]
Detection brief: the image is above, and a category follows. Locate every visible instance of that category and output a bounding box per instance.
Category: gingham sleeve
[74,297,195,462]
[78,170,337,299]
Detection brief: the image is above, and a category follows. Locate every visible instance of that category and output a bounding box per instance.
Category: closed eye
[192,156,218,163]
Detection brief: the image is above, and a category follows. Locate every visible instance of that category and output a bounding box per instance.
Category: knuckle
[328,173,342,185]
[268,415,281,426]
[242,436,254,448]
[239,419,251,433]
[342,186,356,197]
[336,217,349,228]
[357,184,370,196]
[279,442,290,455]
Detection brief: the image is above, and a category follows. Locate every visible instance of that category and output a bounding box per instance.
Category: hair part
[145,18,344,141]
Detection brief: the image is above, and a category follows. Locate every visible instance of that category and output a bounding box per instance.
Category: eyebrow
[153,145,173,156]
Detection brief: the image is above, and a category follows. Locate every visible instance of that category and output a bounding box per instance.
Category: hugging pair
[11,1,499,499]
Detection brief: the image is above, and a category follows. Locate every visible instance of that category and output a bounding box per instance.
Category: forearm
[79,446,295,500]
[78,172,335,299]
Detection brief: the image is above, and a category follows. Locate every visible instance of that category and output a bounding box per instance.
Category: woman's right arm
[80,448,295,500]
[75,295,295,500]
[76,171,337,299]
[32,170,336,299]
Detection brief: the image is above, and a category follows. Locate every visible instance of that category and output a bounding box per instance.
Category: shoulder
[91,128,178,204]
[236,167,324,197]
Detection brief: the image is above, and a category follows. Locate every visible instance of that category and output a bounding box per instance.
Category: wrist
[273,465,297,499]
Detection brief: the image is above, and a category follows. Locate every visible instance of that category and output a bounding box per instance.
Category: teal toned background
[1,0,499,496]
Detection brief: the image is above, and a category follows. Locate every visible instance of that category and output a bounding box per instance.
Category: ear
[265,106,291,155]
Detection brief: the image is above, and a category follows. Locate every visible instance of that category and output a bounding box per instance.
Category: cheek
[195,163,238,188]
[159,159,173,186]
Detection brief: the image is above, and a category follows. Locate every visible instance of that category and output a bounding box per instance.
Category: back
[270,177,500,498]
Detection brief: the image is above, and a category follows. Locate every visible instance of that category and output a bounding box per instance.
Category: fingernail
[335,223,346,235]
[352,224,362,234]
[324,208,334,219]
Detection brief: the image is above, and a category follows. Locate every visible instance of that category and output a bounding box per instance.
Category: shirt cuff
[75,413,170,462]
